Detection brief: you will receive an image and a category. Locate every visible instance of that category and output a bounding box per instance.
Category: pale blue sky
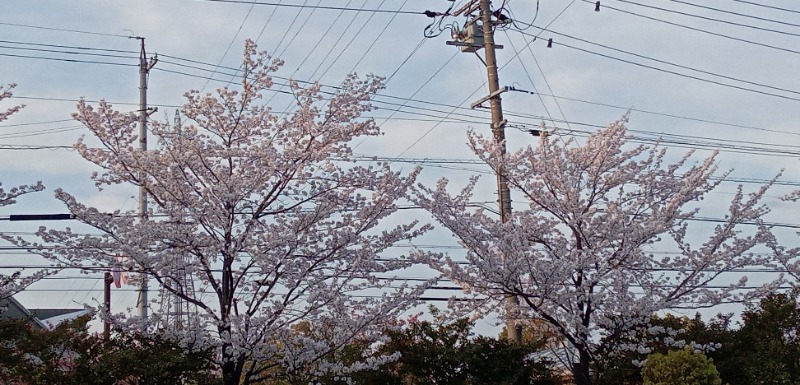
[1,0,799,328]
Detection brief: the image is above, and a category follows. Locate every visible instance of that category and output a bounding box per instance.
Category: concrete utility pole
[478,0,522,344]
[447,0,522,343]
[478,0,512,227]
[104,271,113,340]
[136,37,157,331]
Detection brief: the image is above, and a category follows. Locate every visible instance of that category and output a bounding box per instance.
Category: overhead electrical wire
[0,144,73,150]
[666,0,800,29]
[253,0,283,45]
[6,36,795,140]
[283,0,355,78]
[346,0,410,74]
[312,0,388,81]
[385,37,427,85]
[348,155,800,188]
[374,50,459,130]
[727,0,800,15]
[5,9,800,308]
[3,262,792,287]
[511,26,800,103]
[514,22,800,100]
[9,81,800,160]
[394,0,575,156]
[503,30,569,132]
[582,0,800,56]
[0,118,74,128]
[8,269,796,299]
[0,52,136,68]
[5,36,800,160]
[0,44,137,62]
[0,22,133,39]
[531,92,800,137]
[276,0,408,117]
[198,0,259,92]
[613,0,800,38]
[304,0,371,81]
[0,39,137,55]
[190,0,425,15]
[271,0,315,60]
[0,125,83,139]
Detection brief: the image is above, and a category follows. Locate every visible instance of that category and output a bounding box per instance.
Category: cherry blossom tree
[414,120,778,385]
[769,193,800,286]
[0,181,45,300]
[16,42,432,385]
[0,84,46,300]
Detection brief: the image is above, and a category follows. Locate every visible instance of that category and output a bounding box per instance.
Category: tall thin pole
[478,0,522,343]
[137,37,150,331]
[103,271,112,340]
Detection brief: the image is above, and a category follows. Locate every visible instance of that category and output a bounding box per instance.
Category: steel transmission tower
[156,111,199,330]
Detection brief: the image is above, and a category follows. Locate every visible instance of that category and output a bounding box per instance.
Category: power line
[6,36,786,140]
[0,118,74,128]
[311,0,389,81]
[512,27,800,103]
[198,0,258,92]
[504,30,563,130]
[6,39,800,159]
[0,43,137,61]
[0,144,73,150]
[728,0,800,16]
[4,263,793,287]
[269,0,312,61]
[0,22,134,39]
[529,92,800,137]
[515,22,800,100]
[346,0,411,73]
[0,52,137,67]
[584,0,800,56]
[191,0,427,15]
[613,0,800,38]
[666,0,800,29]
[304,0,371,80]
[0,125,83,139]
[282,0,354,79]
[0,39,137,55]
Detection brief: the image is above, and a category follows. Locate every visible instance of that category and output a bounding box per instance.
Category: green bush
[641,347,721,385]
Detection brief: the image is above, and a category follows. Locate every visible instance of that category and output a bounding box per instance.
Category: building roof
[0,296,87,329]
[30,308,86,321]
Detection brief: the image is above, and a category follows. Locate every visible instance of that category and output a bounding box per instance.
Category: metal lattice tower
[157,110,199,330]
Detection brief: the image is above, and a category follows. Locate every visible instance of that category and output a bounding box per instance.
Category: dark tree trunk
[572,349,593,385]
[220,322,243,385]
[222,356,240,385]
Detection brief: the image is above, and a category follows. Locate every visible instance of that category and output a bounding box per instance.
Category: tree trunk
[222,356,240,385]
[572,349,593,385]
[221,322,242,385]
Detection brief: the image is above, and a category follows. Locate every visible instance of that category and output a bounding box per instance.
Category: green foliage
[641,347,721,385]
[0,315,217,384]
[270,315,563,385]
[360,317,562,385]
[595,313,732,385]
[595,291,800,385]
[723,291,800,385]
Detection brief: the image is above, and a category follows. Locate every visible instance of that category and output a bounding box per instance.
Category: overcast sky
[2,0,799,328]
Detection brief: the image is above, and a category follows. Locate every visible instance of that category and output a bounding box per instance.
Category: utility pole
[136,37,157,331]
[479,0,522,344]
[446,0,522,343]
[104,271,113,340]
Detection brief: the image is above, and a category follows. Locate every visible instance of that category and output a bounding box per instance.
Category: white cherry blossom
[414,119,779,385]
[14,42,432,385]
